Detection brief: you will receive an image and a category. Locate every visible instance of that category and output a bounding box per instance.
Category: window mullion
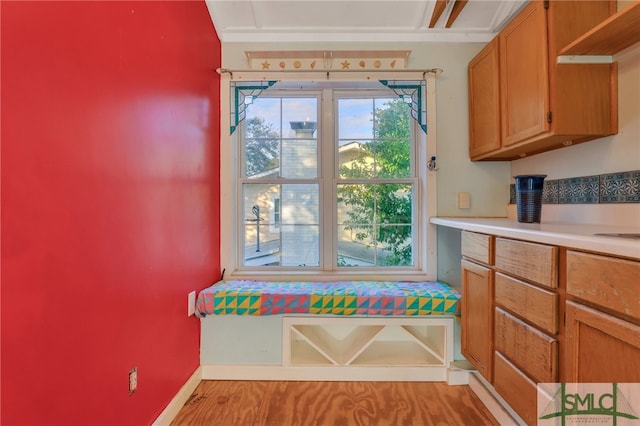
[321,88,335,271]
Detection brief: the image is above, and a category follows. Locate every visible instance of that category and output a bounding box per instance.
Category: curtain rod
[216,68,443,78]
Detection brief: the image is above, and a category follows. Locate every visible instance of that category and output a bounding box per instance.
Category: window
[220,77,436,279]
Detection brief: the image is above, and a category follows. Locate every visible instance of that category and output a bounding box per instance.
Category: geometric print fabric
[196,280,460,317]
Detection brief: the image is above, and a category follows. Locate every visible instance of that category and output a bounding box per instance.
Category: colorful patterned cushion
[196,280,460,317]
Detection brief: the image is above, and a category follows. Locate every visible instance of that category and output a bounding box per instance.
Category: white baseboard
[152,366,202,426]
[446,367,469,386]
[201,364,449,382]
[468,371,525,426]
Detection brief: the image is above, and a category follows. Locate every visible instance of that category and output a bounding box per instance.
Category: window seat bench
[196,280,466,383]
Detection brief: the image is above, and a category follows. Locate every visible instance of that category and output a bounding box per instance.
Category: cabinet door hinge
[547,112,552,123]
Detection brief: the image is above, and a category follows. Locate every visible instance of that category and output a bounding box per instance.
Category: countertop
[430,217,640,260]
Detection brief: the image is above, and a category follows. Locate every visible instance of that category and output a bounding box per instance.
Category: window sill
[226,270,434,283]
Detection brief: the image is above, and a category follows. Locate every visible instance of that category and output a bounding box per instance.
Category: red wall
[1,1,221,424]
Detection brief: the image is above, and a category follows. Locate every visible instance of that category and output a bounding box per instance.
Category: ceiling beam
[428,0,448,28]
[446,0,468,28]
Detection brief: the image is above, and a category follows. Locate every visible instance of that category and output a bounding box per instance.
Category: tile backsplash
[510,170,640,205]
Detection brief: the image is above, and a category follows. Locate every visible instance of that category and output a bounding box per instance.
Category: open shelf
[290,324,384,365]
[351,341,442,366]
[284,316,453,368]
[402,324,446,361]
[559,2,640,56]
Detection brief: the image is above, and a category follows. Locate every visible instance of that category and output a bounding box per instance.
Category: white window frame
[219,71,438,281]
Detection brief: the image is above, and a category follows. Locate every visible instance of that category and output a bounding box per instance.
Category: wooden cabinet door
[565,301,640,383]
[499,1,549,146]
[461,259,494,382]
[468,37,501,159]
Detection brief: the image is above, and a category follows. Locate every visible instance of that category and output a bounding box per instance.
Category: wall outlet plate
[188,291,196,317]
[458,192,471,209]
[129,367,137,395]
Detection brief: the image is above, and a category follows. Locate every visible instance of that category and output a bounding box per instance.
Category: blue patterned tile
[599,170,640,203]
[542,179,559,204]
[507,171,639,205]
[558,175,599,204]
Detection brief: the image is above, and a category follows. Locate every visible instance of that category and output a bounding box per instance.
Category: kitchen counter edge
[430,217,640,260]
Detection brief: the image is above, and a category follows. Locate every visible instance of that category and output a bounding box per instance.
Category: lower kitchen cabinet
[457,230,639,425]
[565,301,640,383]
[428,217,640,426]
[565,250,640,383]
[462,233,559,424]
[492,238,559,425]
[461,259,493,382]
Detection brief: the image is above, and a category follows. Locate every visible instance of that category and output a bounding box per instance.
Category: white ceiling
[205,0,529,43]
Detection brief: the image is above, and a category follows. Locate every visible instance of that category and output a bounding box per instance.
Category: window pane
[370,139,411,178]
[338,140,374,179]
[338,98,411,179]
[243,183,319,267]
[376,225,413,266]
[373,98,411,178]
[282,98,318,178]
[373,98,410,140]
[245,98,281,178]
[282,137,317,179]
[337,184,374,225]
[282,225,319,266]
[243,183,280,266]
[244,97,318,179]
[338,98,373,140]
[246,97,282,136]
[337,183,413,267]
[282,98,317,137]
[376,183,412,224]
[337,225,375,267]
[282,184,319,224]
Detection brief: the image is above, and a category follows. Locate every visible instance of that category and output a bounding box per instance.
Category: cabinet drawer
[567,251,640,321]
[494,307,558,383]
[495,272,558,334]
[495,238,558,288]
[461,231,493,265]
[494,351,538,426]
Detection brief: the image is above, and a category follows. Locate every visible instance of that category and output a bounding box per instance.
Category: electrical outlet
[129,367,138,395]
[188,291,196,317]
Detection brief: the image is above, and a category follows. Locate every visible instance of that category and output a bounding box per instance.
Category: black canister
[514,175,546,223]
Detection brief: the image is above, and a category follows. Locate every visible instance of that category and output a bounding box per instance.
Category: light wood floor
[170,380,499,426]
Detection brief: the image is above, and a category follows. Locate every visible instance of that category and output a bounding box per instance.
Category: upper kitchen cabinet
[469,0,617,161]
[468,38,501,158]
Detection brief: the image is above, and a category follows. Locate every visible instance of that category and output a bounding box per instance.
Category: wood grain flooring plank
[170,380,268,426]
[259,381,400,426]
[171,380,499,426]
